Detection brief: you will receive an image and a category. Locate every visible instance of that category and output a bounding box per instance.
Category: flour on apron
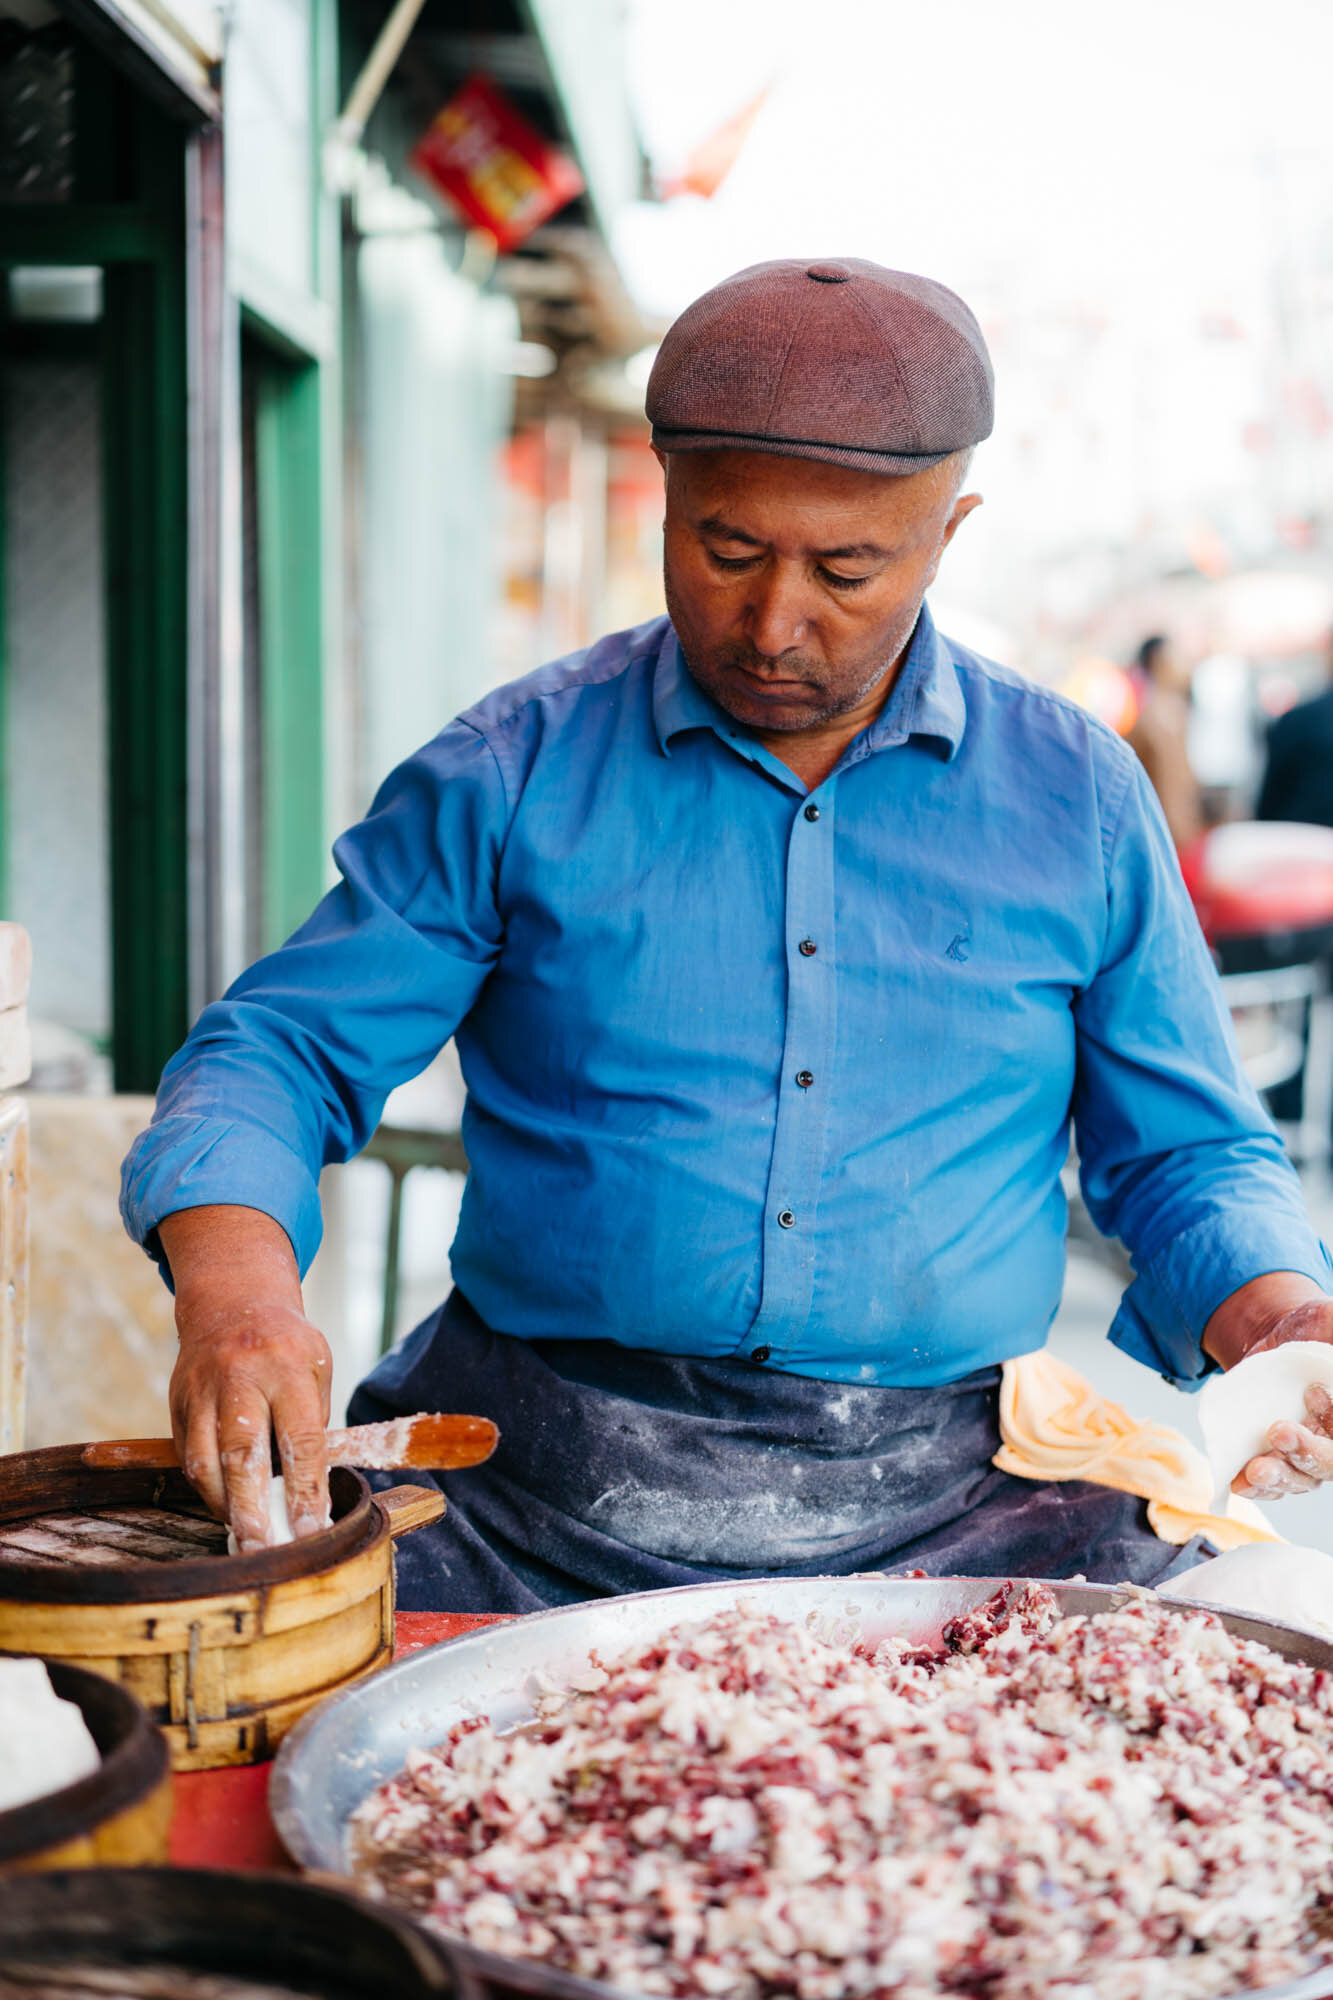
[350,1290,1213,1614]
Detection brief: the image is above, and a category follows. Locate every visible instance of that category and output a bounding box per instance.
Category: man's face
[659,448,981,735]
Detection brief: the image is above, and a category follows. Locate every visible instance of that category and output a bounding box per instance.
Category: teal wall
[355,230,517,800]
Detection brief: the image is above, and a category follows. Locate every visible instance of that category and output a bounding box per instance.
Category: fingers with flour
[1232,1410,1333,1497]
[159,1205,333,1550]
[271,1372,333,1537]
[175,1396,224,1522]
[218,1380,278,1554]
[1233,1450,1322,1500]
[1305,1382,1333,1437]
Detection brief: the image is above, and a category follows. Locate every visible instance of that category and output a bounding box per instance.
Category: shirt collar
[864,602,966,762]
[652,630,735,754]
[653,602,967,764]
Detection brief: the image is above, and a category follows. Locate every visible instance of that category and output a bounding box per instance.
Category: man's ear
[922,492,983,589]
[942,490,983,550]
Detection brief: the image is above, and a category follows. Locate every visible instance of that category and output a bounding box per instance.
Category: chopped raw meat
[349,1585,1333,1999]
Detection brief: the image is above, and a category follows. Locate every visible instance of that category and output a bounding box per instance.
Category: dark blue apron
[349,1290,1212,1614]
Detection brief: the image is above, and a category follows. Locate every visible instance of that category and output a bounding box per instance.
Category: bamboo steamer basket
[0,1659,171,1870]
[0,1444,444,1772]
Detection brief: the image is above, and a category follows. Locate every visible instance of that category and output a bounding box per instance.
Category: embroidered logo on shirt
[946,934,970,963]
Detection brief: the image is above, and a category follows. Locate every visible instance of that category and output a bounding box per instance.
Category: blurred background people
[1257,635,1333,828]
[1127,635,1205,850]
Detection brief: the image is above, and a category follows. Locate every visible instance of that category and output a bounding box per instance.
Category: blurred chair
[361,1123,468,1355]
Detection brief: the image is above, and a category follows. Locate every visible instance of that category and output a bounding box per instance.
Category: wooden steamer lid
[0,1445,443,1771]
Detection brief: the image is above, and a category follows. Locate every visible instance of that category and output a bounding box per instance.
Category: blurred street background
[3,0,1333,1547]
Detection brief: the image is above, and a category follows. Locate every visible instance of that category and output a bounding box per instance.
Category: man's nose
[744,565,811,657]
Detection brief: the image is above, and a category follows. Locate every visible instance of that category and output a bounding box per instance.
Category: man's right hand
[158,1206,333,1554]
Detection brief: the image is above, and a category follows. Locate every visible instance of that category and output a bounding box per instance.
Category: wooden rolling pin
[81,1412,498,1474]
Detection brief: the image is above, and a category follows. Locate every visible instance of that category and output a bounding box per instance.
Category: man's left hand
[1202,1276,1333,1499]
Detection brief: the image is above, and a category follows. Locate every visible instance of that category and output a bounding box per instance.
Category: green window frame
[243,328,326,954]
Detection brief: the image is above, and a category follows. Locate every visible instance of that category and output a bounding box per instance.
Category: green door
[0,34,190,1093]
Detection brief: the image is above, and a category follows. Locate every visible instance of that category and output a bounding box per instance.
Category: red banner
[411,73,584,252]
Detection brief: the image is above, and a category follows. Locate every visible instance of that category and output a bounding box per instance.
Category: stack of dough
[0,1657,100,1811]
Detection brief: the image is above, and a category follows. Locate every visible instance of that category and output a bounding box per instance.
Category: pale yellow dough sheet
[997,1351,1279,1550]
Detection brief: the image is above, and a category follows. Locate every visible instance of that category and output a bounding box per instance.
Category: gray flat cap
[647,258,994,475]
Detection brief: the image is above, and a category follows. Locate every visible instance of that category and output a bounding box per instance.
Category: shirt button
[750,1344,772,1364]
[777,1208,795,1228]
[798,938,817,957]
[803,802,820,822]
[796,1070,814,1088]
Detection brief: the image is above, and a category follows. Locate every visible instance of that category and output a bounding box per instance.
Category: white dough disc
[226,1473,294,1556]
[1159,1542,1333,1641]
[1198,1341,1333,1497]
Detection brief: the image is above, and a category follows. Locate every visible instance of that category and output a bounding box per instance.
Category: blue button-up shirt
[122,609,1331,1389]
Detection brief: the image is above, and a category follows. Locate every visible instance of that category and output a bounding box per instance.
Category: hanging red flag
[410,73,584,251]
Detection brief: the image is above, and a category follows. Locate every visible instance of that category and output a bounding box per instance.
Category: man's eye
[708,550,759,572]
[820,569,872,592]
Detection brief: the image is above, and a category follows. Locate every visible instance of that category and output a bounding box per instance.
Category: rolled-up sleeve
[1072,758,1332,1387]
[121,719,510,1280]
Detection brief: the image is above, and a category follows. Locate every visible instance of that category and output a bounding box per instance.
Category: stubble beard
[666,577,923,735]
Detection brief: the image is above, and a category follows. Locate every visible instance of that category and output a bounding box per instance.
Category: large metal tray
[270,1574,1333,2000]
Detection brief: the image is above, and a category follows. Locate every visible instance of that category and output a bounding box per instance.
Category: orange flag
[663,87,769,201]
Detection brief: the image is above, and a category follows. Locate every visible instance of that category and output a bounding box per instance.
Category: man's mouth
[732,664,815,697]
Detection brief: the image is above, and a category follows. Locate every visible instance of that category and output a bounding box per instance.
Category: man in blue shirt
[123,259,1333,1606]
